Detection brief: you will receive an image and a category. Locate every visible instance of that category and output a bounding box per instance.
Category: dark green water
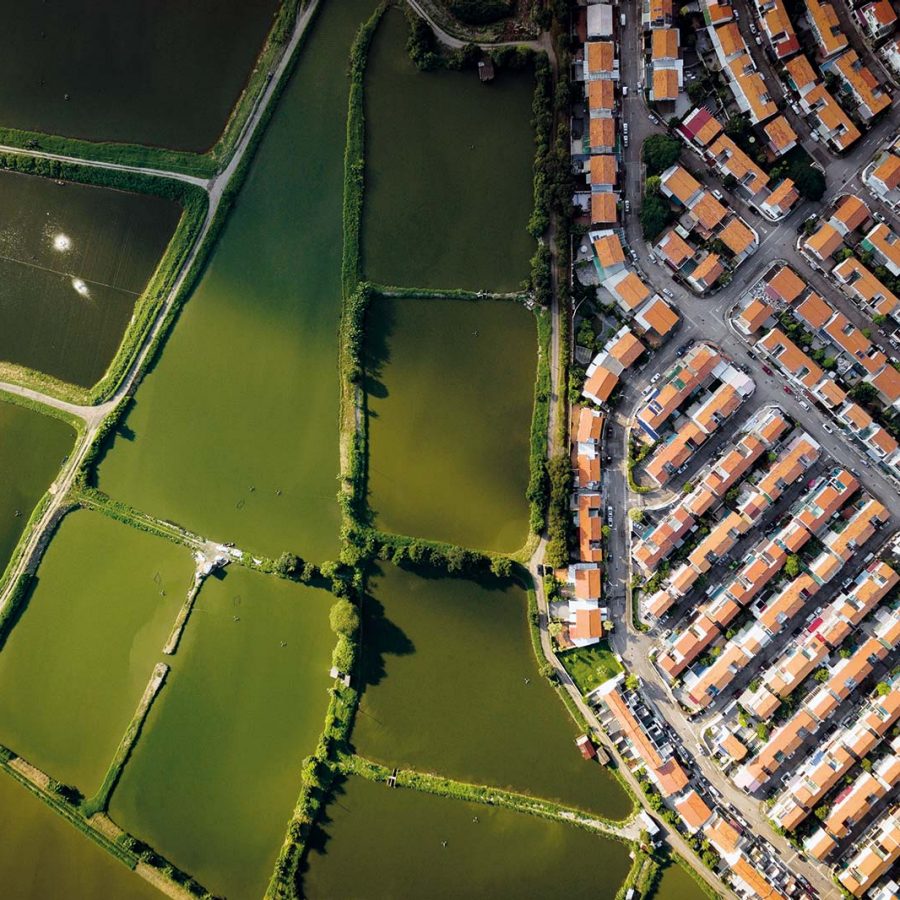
[651,862,710,900]
[362,7,536,291]
[354,563,634,819]
[109,566,334,900]
[0,170,180,386]
[365,296,535,552]
[0,773,161,900]
[0,399,73,576]
[0,509,191,797]
[0,0,279,151]
[97,0,380,562]
[302,775,632,899]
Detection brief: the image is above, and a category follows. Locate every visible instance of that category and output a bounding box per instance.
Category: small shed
[478,58,495,83]
[576,734,597,760]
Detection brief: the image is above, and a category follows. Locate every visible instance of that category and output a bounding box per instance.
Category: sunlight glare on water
[53,233,71,252]
[71,277,89,297]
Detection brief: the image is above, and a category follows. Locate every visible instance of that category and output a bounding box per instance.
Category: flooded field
[0,399,73,576]
[96,0,380,562]
[109,566,334,900]
[301,775,632,899]
[0,170,181,387]
[651,861,711,900]
[0,0,280,151]
[0,509,191,796]
[362,7,536,291]
[354,563,633,819]
[365,297,535,553]
[0,773,160,900]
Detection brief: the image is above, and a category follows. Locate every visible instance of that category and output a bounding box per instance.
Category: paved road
[0,0,322,613]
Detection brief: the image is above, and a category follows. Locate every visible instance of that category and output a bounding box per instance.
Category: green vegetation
[642,134,682,176]
[640,175,673,241]
[771,147,825,201]
[446,0,514,24]
[559,642,623,694]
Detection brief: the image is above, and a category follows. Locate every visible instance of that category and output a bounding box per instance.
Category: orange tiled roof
[590,117,616,150]
[657,229,695,267]
[583,365,619,403]
[652,69,680,100]
[591,192,619,224]
[593,233,625,268]
[587,41,616,74]
[638,296,679,335]
[806,0,848,57]
[833,194,871,232]
[590,154,617,186]
[709,135,769,194]
[833,50,891,118]
[718,217,756,255]
[795,291,834,329]
[766,265,805,302]
[805,221,843,259]
[691,252,724,287]
[738,298,773,331]
[612,271,652,309]
[652,28,679,59]
[872,153,900,191]
[764,116,798,153]
[662,165,702,205]
[785,55,818,91]
[588,79,616,112]
[692,192,728,230]
[608,329,646,367]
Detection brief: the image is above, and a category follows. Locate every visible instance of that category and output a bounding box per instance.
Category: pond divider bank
[342,753,641,840]
[83,663,170,818]
[0,747,207,899]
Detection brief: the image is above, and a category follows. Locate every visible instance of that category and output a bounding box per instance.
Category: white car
[650,372,662,384]
[798,400,810,411]
[822,423,834,434]
[662,287,674,298]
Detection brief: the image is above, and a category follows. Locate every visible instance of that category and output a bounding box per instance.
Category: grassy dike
[0,0,313,179]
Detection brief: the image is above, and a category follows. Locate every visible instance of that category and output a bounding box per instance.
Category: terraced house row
[734,261,900,476]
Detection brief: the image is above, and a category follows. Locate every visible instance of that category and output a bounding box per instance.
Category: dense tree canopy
[641,134,682,176]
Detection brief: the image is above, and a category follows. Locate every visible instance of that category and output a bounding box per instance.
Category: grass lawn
[559,642,623,695]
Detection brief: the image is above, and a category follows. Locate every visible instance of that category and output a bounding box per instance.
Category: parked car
[662,287,674,298]
[622,85,629,97]
[822,423,834,433]
[783,385,793,395]
[762,365,774,376]
[712,188,724,200]
[650,372,662,384]
[874,211,886,223]
[799,400,810,410]
[624,199,631,214]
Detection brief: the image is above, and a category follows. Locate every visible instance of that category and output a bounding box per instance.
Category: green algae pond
[0,773,161,900]
[0,0,279,152]
[365,296,535,553]
[0,509,191,797]
[0,399,73,576]
[362,7,536,291]
[0,170,181,387]
[354,563,633,819]
[109,565,334,900]
[301,774,632,899]
[651,861,711,900]
[96,0,380,563]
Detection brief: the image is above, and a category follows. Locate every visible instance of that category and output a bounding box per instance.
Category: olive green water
[0,509,190,797]
[0,774,161,900]
[0,1,279,151]
[366,297,535,552]
[651,862,710,900]
[355,564,633,819]
[97,0,379,563]
[302,775,632,899]
[0,171,180,387]
[109,566,334,900]
[0,400,73,575]
[362,7,536,291]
